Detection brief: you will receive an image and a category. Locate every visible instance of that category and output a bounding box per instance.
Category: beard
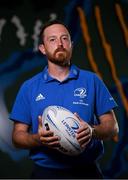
[46,47,72,67]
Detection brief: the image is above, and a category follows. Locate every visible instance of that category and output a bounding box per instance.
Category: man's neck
[48,62,70,82]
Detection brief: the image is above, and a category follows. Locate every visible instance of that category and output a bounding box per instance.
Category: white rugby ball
[42,106,84,156]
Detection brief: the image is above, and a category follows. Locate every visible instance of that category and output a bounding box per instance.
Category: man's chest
[30,81,95,121]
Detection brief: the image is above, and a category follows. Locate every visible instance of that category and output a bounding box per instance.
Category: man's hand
[74,113,92,149]
[38,115,60,149]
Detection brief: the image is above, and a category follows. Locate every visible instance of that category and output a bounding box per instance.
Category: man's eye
[63,37,68,40]
[62,37,70,41]
[49,38,55,42]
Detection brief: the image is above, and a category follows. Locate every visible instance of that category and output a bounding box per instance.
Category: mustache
[54,47,67,53]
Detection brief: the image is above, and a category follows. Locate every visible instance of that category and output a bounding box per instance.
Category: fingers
[80,138,91,149]
[40,134,61,148]
[77,122,88,134]
[38,115,60,148]
[74,112,82,122]
[74,112,92,148]
[77,125,91,138]
[76,123,92,149]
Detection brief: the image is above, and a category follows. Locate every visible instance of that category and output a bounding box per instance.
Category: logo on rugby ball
[61,117,80,138]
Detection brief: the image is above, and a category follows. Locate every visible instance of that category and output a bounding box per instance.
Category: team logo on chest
[73,87,89,106]
[74,88,87,98]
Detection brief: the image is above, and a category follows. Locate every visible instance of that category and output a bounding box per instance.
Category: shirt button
[44,74,47,81]
[73,69,77,75]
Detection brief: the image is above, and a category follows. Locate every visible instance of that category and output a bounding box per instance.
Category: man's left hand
[74,113,92,149]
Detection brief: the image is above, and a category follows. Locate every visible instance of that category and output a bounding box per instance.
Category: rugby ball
[42,106,84,156]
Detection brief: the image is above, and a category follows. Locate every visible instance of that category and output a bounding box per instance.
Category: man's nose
[57,38,63,46]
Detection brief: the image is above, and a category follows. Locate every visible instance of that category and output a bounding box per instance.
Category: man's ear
[38,44,46,55]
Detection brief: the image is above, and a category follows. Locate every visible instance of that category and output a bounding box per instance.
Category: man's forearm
[92,121,119,140]
[91,111,119,141]
[12,131,42,149]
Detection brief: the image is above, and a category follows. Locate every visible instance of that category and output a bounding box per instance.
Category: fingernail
[55,135,61,140]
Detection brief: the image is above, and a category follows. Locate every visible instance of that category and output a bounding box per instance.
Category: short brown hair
[39,20,70,44]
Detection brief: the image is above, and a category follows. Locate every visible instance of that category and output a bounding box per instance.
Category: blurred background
[0,0,128,178]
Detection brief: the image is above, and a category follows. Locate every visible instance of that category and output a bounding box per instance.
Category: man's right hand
[38,115,61,149]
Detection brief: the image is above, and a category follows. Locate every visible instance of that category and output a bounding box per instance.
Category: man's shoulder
[78,67,104,85]
[72,64,94,75]
[21,71,43,89]
[78,67,96,78]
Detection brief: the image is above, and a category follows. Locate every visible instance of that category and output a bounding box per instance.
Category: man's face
[39,24,72,66]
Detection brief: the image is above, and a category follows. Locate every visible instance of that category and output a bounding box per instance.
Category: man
[10,20,119,179]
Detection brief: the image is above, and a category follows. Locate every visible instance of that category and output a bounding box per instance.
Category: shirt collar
[42,64,79,83]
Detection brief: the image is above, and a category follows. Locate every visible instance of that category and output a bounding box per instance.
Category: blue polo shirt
[10,64,117,168]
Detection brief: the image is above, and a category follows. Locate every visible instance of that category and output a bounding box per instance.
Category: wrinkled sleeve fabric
[94,74,117,116]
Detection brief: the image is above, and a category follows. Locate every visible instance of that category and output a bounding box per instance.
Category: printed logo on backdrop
[0,3,57,162]
[0,14,57,51]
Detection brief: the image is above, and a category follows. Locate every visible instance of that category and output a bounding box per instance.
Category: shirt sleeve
[9,82,31,125]
[94,74,118,116]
